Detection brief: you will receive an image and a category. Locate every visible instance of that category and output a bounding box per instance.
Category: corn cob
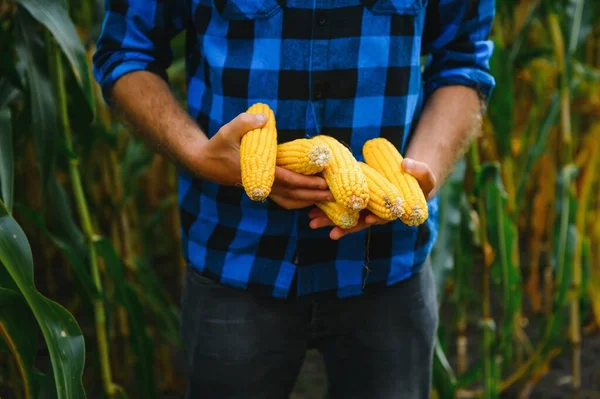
[316,201,359,229]
[312,135,369,212]
[358,162,404,221]
[362,138,428,226]
[276,138,332,175]
[240,103,277,201]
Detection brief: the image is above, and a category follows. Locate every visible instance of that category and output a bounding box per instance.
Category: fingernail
[256,113,267,124]
[403,159,414,170]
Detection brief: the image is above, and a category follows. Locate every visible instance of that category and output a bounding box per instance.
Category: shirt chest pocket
[213,0,285,20]
[360,0,426,15]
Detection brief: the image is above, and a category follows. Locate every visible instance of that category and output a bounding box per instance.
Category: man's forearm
[110,71,207,171]
[405,85,484,193]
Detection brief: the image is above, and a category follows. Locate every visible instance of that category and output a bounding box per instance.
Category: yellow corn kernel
[276,138,332,175]
[316,201,359,229]
[362,138,428,226]
[312,135,369,212]
[240,103,277,201]
[358,162,404,221]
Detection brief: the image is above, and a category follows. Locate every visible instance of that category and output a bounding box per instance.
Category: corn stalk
[570,128,598,388]
[48,38,117,398]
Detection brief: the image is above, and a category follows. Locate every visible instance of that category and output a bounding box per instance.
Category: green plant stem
[568,0,585,55]
[470,144,494,398]
[570,134,598,389]
[49,38,115,398]
[547,12,573,164]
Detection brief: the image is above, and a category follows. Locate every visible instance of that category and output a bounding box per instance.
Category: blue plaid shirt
[93,0,495,299]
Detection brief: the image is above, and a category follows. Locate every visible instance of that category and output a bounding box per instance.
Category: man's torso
[178,0,439,299]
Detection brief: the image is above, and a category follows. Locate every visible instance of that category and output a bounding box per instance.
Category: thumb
[222,112,268,142]
[401,158,437,198]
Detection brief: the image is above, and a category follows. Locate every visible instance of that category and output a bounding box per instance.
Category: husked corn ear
[316,202,359,229]
[362,138,428,226]
[358,162,404,221]
[312,135,369,211]
[276,138,332,175]
[240,103,277,201]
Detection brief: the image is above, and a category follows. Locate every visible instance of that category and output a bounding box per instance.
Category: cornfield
[0,0,599,398]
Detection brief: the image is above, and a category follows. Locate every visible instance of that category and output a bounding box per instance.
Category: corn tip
[249,188,269,201]
[403,204,428,226]
[308,144,332,167]
[348,195,366,211]
[390,197,404,219]
[340,213,358,229]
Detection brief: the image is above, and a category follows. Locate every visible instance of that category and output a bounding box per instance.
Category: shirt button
[317,14,327,26]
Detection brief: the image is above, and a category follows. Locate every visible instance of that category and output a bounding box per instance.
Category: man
[93,1,495,398]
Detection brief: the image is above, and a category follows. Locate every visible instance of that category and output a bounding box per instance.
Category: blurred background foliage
[0,0,599,398]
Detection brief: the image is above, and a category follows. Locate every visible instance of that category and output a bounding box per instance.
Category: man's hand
[193,112,266,186]
[270,167,334,209]
[194,112,333,209]
[308,158,436,240]
[308,85,483,240]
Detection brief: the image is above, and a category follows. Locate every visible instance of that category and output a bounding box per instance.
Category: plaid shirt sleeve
[421,0,496,103]
[92,0,186,100]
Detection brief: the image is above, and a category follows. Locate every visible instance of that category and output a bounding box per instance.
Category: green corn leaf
[431,159,467,302]
[132,260,181,345]
[551,165,578,308]
[456,360,483,389]
[487,46,514,158]
[479,163,522,364]
[0,24,24,92]
[433,337,457,399]
[540,165,578,349]
[0,199,86,399]
[581,236,592,310]
[452,194,474,345]
[515,90,560,206]
[573,61,600,82]
[13,9,57,192]
[508,1,541,62]
[37,368,59,399]
[120,139,154,202]
[114,386,130,399]
[498,0,516,23]
[0,108,14,213]
[14,200,98,302]
[567,0,591,55]
[481,316,497,399]
[0,78,21,111]
[0,288,39,398]
[46,177,97,300]
[513,48,553,69]
[94,238,159,399]
[15,0,95,121]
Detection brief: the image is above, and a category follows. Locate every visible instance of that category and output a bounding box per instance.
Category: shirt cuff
[423,68,496,109]
[93,56,169,105]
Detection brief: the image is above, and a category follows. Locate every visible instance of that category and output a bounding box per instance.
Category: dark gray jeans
[180,260,438,399]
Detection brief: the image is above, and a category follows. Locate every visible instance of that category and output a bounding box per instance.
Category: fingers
[308,209,388,240]
[222,112,268,141]
[401,158,437,198]
[308,215,336,229]
[364,213,387,225]
[269,194,315,210]
[274,167,329,190]
[329,218,375,240]
[308,207,326,219]
[271,185,335,202]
